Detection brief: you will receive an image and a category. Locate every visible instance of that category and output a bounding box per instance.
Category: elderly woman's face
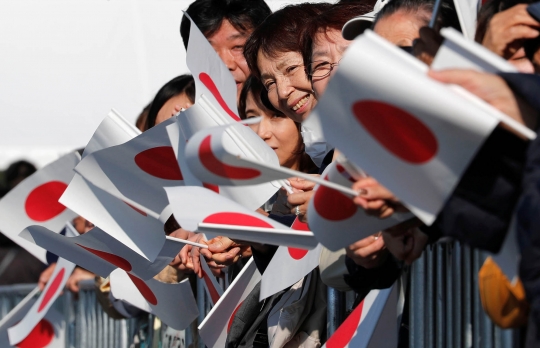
[257,50,316,123]
[310,28,352,97]
[374,9,430,47]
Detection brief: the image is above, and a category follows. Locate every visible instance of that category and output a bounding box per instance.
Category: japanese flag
[308,161,413,251]
[110,269,198,330]
[8,257,75,346]
[200,255,225,306]
[185,12,240,122]
[0,289,65,348]
[0,152,79,263]
[259,218,323,300]
[311,30,500,225]
[20,225,187,280]
[81,109,141,159]
[323,285,398,348]
[165,186,318,249]
[199,258,261,348]
[75,117,184,220]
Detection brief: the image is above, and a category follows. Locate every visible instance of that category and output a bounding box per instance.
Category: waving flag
[165,186,318,249]
[323,285,398,348]
[75,117,183,220]
[8,257,75,346]
[259,218,322,300]
[199,258,261,348]
[308,161,413,251]
[0,152,79,263]
[199,255,225,306]
[20,225,191,280]
[110,269,198,330]
[312,30,502,224]
[0,289,65,348]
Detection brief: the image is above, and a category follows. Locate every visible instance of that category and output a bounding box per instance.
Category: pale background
[0,0,333,169]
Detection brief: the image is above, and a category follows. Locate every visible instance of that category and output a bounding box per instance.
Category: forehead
[312,28,350,56]
[257,50,303,72]
[207,19,250,45]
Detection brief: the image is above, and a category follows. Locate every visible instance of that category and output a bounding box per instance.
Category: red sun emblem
[288,218,310,260]
[203,212,273,228]
[24,181,68,222]
[38,268,65,313]
[352,100,438,164]
[16,319,54,348]
[134,146,183,180]
[313,176,357,221]
[76,244,133,272]
[326,299,364,348]
[128,274,158,305]
[199,135,261,180]
[199,72,241,121]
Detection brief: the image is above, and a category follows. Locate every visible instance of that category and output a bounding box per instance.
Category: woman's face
[155,93,193,126]
[244,91,301,170]
[310,28,352,97]
[257,50,316,123]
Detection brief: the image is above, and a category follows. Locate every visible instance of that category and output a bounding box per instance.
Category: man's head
[180,0,271,92]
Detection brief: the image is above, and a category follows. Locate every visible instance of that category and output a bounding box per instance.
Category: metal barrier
[0,242,521,348]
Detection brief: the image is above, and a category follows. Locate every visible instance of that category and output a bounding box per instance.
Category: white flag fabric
[165,186,317,249]
[0,152,79,263]
[311,30,500,225]
[110,269,198,331]
[81,109,141,159]
[20,225,185,280]
[200,255,225,306]
[8,257,75,346]
[308,161,413,251]
[0,290,65,348]
[185,13,240,122]
[75,117,183,220]
[260,218,322,300]
[199,258,261,348]
[452,0,480,40]
[60,174,166,261]
[323,285,398,348]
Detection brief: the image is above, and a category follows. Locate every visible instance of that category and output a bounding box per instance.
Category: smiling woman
[243,3,332,123]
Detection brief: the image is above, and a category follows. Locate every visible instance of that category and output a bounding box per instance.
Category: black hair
[374,0,461,32]
[4,160,36,190]
[180,0,271,50]
[145,75,195,130]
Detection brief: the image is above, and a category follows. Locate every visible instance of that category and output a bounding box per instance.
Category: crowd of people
[2,0,540,346]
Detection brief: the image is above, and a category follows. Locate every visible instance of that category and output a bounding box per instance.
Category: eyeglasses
[306,60,341,78]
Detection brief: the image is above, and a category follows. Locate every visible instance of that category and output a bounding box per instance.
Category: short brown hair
[301,2,374,68]
[243,3,332,80]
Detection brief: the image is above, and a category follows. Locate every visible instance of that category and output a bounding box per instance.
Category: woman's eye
[232,45,244,51]
[315,62,330,70]
[264,81,275,90]
[286,65,299,74]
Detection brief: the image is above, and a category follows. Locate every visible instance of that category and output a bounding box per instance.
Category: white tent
[0,0,331,169]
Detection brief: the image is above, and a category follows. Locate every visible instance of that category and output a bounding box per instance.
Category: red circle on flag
[128,274,158,305]
[326,300,364,348]
[203,212,273,228]
[38,268,65,313]
[313,177,357,221]
[199,73,241,122]
[76,244,133,272]
[199,135,261,180]
[352,100,438,164]
[203,183,220,193]
[134,146,183,180]
[24,181,68,222]
[16,319,54,348]
[287,218,310,259]
[227,301,244,333]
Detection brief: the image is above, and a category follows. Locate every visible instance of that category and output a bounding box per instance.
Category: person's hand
[345,233,388,269]
[482,4,540,62]
[203,236,252,266]
[429,69,537,130]
[382,219,427,264]
[352,177,405,218]
[177,233,206,277]
[413,27,443,66]
[65,268,94,293]
[38,263,56,291]
[287,176,318,222]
